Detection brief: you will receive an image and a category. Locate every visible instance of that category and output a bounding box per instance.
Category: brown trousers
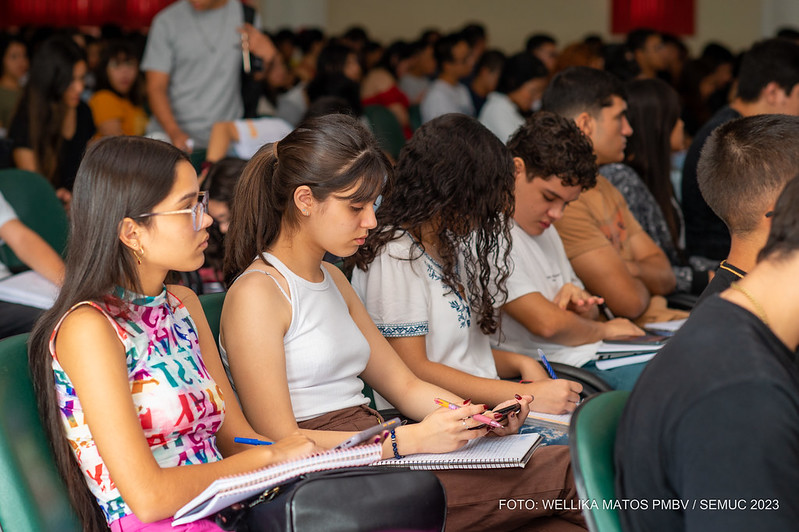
[299,405,587,532]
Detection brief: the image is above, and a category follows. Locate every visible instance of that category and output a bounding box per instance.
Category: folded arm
[627,230,676,296]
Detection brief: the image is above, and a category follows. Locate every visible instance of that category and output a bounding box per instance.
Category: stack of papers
[0,271,59,309]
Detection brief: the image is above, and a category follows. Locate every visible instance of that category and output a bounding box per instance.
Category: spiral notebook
[173,444,383,525]
[374,433,542,470]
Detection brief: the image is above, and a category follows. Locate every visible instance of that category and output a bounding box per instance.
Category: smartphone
[334,417,401,449]
[468,403,521,430]
[597,350,656,360]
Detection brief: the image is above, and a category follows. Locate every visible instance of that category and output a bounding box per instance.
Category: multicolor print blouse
[50,286,226,525]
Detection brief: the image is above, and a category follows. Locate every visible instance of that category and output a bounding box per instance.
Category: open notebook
[0,270,58,309]
[173,444,383,525]
[374,433,542,470]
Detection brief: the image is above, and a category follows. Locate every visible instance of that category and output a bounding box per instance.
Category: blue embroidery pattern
[449,300,471,328]
[424,258,471,329]
[426,263,442,281]
[378,321,429,337]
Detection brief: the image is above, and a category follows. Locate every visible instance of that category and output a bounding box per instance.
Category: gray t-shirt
[142,0,253,147]
[0,192,19,280]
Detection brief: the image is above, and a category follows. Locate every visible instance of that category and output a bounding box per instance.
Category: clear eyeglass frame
[134,191,208,231]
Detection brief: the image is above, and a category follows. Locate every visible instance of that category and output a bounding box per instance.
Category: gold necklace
[718,260,744,279]
[730,281,769,326]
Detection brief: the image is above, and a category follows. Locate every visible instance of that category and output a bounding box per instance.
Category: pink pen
[472,413,503,429]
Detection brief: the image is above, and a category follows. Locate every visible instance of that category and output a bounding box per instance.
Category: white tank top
[221,252,370,421]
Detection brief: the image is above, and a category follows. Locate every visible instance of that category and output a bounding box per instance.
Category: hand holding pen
[435,396,534,435]
[408,400,490,455]
[434,398,503,428]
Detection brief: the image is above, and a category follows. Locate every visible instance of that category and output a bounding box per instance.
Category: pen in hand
[434,398,502,428]
[537,348,558,380]
[235,437,273,446]
[598,302,615,321]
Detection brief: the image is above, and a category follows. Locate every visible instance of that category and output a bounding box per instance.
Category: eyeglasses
[134,192,208,231]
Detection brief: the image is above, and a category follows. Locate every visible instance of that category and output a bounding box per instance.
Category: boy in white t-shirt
[495,112,646,390]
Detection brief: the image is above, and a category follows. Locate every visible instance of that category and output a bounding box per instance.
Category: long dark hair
[18,35,85,185]
[204,157,247,275]
[28,136,188,532]
[624,78,682,247]
[224,113,390,284]
[94,38,143,106]
[353,113,514,335]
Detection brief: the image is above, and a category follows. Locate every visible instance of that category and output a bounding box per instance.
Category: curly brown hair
[507,111,598,189]
[352,114,515,335]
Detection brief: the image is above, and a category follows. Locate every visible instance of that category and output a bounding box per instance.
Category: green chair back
[0,333,80,531]
[569,390,630,532]
[189,148,208,176]
[0,170,69,272]
[364,105,405,160]
[198,291,226,349]
[408,104,422,132]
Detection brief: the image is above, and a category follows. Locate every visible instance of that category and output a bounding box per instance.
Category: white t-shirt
[478,92,524,144]
[492,223,600,367]
[0,192,18,280]
[419,79,475,123]
[352,232,499,409]
[231,117,293,159]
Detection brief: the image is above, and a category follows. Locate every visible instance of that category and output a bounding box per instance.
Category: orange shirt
[88,90,148,137]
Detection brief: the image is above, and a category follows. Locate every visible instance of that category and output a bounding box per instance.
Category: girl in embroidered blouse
[28,136,315,532]
[221,114,585,531]
[352,113,583,414]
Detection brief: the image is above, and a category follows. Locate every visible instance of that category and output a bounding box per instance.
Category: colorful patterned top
[50,286,226,525]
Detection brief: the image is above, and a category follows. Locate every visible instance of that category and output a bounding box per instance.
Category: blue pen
[537,348,558,379]
[235,437,274,446]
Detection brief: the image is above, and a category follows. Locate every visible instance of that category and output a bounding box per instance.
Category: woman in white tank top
[221,114,586,531]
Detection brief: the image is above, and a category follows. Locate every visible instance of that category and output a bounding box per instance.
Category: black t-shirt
[695,261,746,307]
[8,100,95,191]
[681,106,742,261]
[615,296,799,532]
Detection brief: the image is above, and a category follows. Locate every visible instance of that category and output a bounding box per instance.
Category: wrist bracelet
[390,429,404,459]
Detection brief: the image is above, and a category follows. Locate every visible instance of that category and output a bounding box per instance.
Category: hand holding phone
[468,403,522,430]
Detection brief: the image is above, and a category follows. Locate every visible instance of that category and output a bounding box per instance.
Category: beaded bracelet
[390,429,404,459]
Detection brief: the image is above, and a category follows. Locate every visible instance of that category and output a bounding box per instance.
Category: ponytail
[224,143,288,285]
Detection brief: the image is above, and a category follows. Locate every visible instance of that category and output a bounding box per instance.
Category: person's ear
[293,185,314,217]
[513,157,528,183]
[761,81,785,108]
[574,112,594,138]
[118,217,143,251]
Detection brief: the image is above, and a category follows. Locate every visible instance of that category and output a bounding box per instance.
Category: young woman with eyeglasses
[28,136,316,532]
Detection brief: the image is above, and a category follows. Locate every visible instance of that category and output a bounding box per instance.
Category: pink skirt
[109,513,224,531]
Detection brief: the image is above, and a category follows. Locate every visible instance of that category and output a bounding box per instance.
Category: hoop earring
[132,245,145,265]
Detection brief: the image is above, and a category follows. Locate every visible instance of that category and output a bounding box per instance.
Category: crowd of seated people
[2,7,799,530]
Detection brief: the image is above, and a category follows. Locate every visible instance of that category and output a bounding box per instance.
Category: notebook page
[374,433,541,470]
[173,444,382,525]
